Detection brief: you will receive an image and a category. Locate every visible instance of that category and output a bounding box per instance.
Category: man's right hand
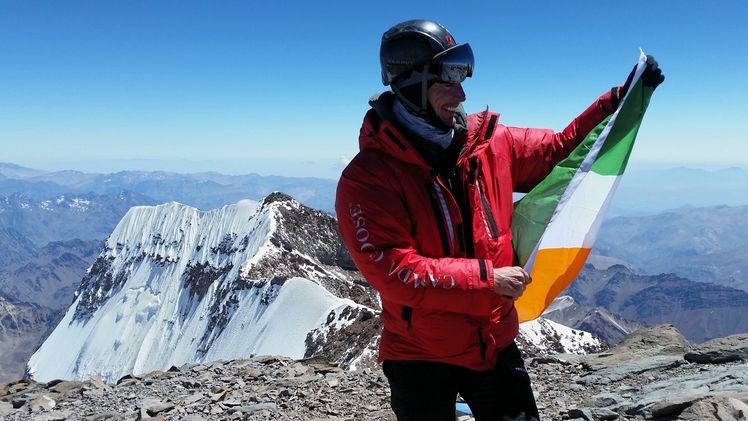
[493,266,531,301]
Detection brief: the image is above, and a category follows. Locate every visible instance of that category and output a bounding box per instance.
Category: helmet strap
[392,65,432,119]
[392,84,422,116]
[420,64,429,114]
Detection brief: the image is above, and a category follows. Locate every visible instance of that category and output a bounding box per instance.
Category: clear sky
[2,0,747,179]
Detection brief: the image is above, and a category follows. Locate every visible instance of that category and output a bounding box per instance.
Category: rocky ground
[1,325,747,421]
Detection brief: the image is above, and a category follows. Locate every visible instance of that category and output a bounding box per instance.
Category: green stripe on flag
[591,80,653,176]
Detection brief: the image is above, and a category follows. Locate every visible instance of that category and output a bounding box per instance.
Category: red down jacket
[336,90,617,370]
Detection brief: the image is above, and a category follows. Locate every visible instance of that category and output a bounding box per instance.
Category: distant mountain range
[0,238,102,309]
[0,162,336,214]
[0,191,157,247]
[592,204,748,291]
[0,191,153,308]
[4,162,748,217]
[566,264,748,344]
[541,295,646,346]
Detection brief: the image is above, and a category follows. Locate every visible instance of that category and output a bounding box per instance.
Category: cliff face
[0,295,64,385]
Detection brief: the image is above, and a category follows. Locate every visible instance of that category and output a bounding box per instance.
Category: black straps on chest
[484,115,498,140]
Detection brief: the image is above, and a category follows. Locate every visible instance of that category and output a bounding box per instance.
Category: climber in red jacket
[335,19,663,421]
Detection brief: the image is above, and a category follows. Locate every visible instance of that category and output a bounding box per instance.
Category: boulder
[685,333,748,363]
[580,324,688,371]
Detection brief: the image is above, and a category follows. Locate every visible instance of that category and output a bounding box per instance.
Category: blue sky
[2,0,747,179]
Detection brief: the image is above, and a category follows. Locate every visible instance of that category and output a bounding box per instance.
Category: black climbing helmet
[379,20,473,124]
[379,19,474,87]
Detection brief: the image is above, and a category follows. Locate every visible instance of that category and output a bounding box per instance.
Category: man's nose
[452,83,466,100]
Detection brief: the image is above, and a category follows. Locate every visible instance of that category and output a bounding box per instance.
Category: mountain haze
[608,165,748,217]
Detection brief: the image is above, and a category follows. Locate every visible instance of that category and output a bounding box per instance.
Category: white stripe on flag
[531,172,621,250]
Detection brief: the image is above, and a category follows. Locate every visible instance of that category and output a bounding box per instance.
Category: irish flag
[512,51,654,323]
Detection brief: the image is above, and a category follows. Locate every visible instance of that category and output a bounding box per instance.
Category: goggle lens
[434,43,474,84]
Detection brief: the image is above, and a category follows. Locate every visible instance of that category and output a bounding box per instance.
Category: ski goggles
[431,43,474,84]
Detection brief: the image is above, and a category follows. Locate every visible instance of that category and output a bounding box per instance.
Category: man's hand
[641,55,665,89]
[493,266,531,301]
[620,55,666,99]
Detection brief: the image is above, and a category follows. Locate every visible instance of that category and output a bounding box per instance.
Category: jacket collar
[360,91,467,169]
[369,91,467,133]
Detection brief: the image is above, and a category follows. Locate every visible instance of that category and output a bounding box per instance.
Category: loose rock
[1,325,747,420]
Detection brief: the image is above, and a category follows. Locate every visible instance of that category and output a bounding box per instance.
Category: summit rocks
[1,325,747,420]
[534,325,748,420]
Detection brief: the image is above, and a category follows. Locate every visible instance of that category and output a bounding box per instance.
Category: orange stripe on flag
[516,247,591,322]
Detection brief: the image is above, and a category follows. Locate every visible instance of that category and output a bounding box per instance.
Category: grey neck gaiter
[393,98,453,149]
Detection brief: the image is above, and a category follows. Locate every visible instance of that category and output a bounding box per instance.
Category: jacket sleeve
[336,164,496,317]
[508,89,619,192]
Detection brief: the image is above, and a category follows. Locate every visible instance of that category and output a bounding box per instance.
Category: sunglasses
[431,43,474,84]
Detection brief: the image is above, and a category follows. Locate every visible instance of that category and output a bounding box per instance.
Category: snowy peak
[541,295,645,346]
[71,199,263,322]
[29,193,378,383]
[518,317,608,356]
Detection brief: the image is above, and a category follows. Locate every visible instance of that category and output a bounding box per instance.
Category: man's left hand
[620,54,666,99]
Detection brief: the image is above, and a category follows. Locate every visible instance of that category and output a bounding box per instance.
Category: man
[336,19,663,421]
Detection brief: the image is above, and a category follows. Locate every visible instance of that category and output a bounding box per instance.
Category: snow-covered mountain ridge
[28,193,378,383]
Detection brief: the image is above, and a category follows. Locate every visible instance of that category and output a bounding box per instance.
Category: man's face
[427,82,466,127]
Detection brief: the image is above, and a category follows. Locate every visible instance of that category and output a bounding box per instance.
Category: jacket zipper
[476,180,499,240]
[468,157,499,240]
[426,172,456,256]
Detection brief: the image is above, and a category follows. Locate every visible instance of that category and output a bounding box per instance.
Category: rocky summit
[1,325,747,421]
